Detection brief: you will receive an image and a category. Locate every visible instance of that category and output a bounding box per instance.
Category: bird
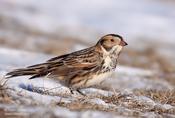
[6,34,128,95]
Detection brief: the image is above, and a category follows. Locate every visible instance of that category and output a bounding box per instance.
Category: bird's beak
[119,40,128,46]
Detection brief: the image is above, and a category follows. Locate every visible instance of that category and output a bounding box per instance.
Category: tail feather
[27,63,49,68]
[5,63,49,79]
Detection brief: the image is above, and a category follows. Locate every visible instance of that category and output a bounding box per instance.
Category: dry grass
[134,89,175,106]
[56,92,175,117]
[0,28,175,117]
[121,48,175,72]
[1,76,175,117]
[101,92,175,115]
[120,47,175,85]
[0,36,87,55]
[0,87,12,104]
[58,100,110,112]
[57,96,140,117]
[0,77,13,104]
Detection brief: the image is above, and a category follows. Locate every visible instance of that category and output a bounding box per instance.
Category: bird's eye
[111,39,114,42]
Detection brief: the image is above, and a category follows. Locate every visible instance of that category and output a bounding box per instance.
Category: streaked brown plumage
[6,34,127,95]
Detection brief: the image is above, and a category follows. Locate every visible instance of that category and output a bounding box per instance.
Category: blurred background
[0,0,175,83]
[0,0,175,117]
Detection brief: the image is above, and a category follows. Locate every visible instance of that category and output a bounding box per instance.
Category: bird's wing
[46,47,101,76]
[6,47,102,79]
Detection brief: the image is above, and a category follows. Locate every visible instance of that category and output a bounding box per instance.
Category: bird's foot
[76,89,86,96]
[69,88,86,96]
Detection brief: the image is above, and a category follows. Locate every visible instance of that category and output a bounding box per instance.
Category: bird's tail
[6,63,50,79]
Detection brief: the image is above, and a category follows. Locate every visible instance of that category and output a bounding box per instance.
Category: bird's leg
[76,89,86,96]
[69,87,86,96]
[69,88,74,94]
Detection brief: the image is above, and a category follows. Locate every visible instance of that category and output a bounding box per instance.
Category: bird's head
[96,34,127,55]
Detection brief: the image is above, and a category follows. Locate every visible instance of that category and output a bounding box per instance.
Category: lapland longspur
[6,34,127,95]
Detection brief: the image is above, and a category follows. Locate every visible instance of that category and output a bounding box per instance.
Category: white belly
[85,55,114,87]
[86,71,112,87]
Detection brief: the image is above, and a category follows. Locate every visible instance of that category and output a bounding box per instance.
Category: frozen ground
[0,48,174,118]
[0,0,175,117]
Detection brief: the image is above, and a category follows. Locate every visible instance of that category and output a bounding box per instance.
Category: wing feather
[6,46,102,80]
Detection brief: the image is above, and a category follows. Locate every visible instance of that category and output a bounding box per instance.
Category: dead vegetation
[56,92,175,117]
[1,75,175,117]
[0,12,175,118]
[120,47,175,86]
[0,86,7,103]
[0,79,12,104]
[0,0,175,117]
[134,89,175,106]
[0,40,175,117]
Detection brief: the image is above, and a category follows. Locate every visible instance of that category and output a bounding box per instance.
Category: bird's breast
[85,71,113,87]
[84,56,116,87]
[102,56,117,71]
[103,56,112,67]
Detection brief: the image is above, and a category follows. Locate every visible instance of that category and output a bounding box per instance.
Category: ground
[0,0,175,118]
